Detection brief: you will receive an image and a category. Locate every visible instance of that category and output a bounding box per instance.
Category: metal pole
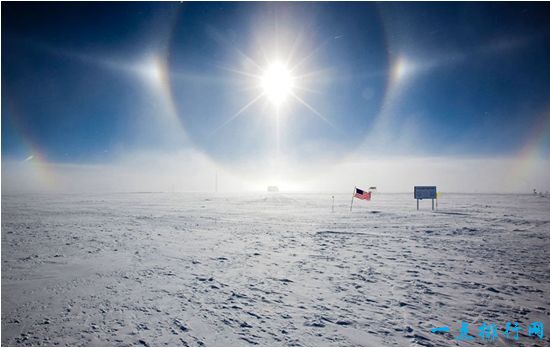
[332,196,335,213]
[432,199,434,210]
[350,187,355,212]
[417,199,419,210]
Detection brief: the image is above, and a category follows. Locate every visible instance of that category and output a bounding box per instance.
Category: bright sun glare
[212,54,327,135]
[261,63,294,106]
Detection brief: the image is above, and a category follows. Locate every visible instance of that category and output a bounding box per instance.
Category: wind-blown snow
[2,193,549,346]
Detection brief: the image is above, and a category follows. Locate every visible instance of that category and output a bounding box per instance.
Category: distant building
[267,186,279,192]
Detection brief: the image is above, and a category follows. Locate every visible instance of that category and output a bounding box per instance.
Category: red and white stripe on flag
[354,188,371,200]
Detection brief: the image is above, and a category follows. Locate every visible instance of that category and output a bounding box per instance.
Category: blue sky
[3,2,550,167]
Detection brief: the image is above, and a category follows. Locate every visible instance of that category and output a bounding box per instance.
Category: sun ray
[293,85,323,95]
[169,69,241,85]
[289,36,332,74]
[216,64,262,79]
[293,67,336,81]
[289,91,334,128]
[235,84,264,93]
[285,30,306,67]
[206,25,264,72]
[209,93,265,136]
[251,29,272,69]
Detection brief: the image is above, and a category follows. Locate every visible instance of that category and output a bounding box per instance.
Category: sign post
[332,195,335,213]
[414,186,437,211]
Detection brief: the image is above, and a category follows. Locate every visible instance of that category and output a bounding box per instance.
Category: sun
[211,53,329,135]
[261,63,294,106]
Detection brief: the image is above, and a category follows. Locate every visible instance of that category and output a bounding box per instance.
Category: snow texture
[2,192,550,346]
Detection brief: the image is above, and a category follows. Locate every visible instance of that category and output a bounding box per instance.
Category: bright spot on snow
[261,63,294,106]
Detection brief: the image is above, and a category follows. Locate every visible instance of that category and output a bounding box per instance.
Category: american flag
[354,187,371,200]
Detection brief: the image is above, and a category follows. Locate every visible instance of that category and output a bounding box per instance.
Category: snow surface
[2,192,549,346]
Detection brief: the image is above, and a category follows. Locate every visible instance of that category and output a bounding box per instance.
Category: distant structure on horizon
[533,189,548,197]
[267,186,279,192]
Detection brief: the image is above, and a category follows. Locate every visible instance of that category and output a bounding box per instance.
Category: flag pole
[350,186,355,212]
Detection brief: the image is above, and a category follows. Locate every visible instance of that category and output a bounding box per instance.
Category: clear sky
[2,2,550,192]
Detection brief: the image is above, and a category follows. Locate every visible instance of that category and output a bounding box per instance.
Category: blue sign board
[414,186,437,200]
